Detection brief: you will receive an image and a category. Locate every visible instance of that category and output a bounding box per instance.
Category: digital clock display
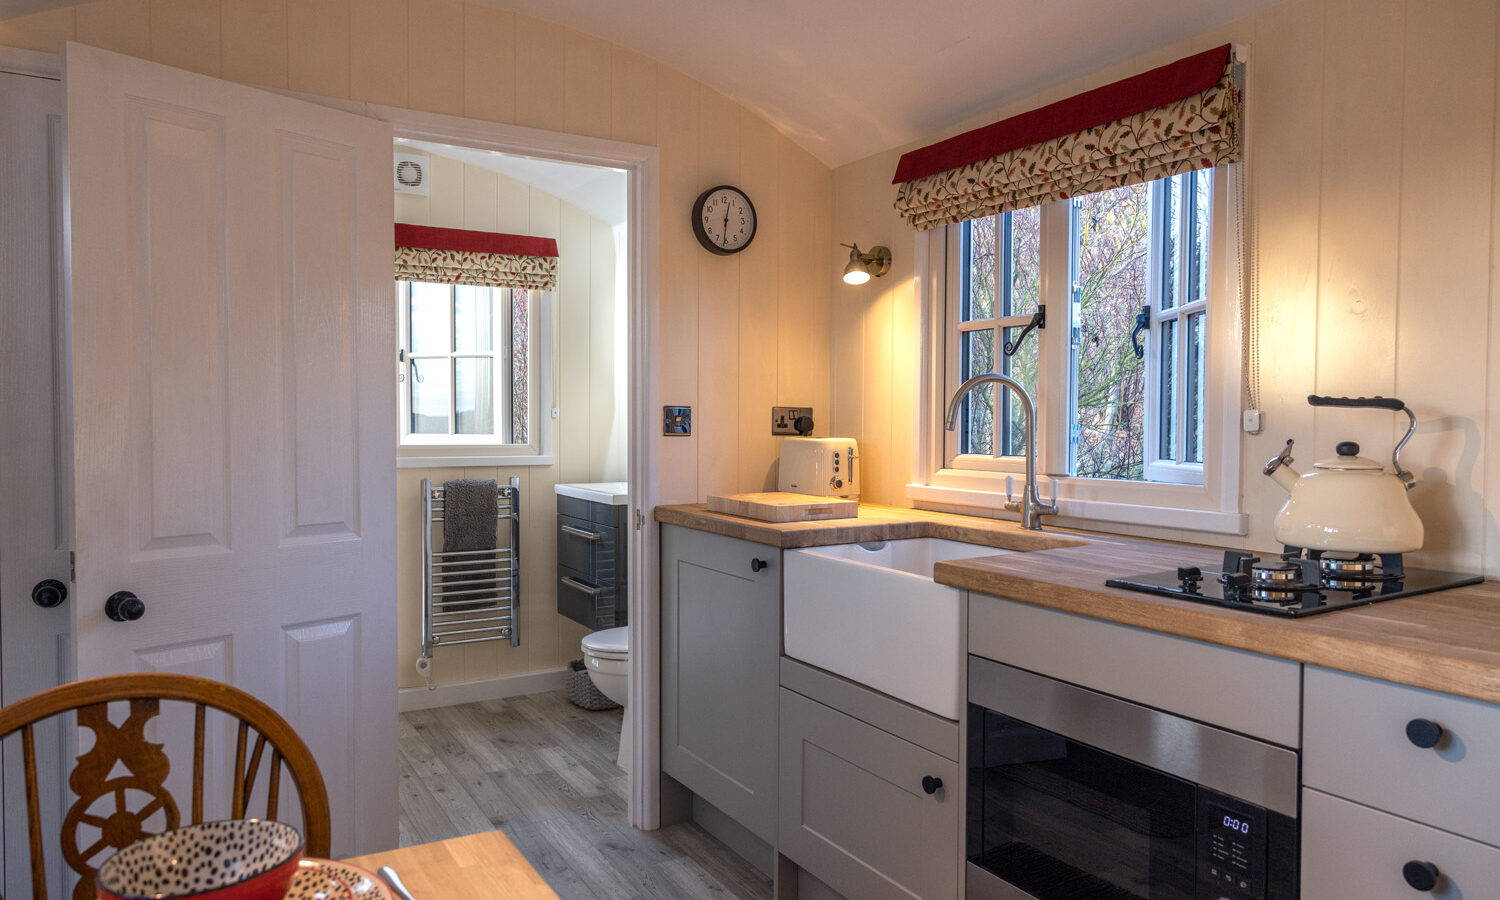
[1221,814,1251,835]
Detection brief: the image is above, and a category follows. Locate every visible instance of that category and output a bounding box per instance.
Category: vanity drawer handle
[561,525,604,542]
[560,576,602,596]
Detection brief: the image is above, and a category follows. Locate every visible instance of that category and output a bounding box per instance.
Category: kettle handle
[1305,395,1416,488]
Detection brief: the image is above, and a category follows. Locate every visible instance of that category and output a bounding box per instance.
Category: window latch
[1002,305,1045,358]
[1130,305,1151,360]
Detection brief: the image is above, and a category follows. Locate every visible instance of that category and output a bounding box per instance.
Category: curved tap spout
[944,372,1058,530]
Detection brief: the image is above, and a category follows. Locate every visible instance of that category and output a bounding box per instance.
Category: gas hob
[1105,549,1484,618]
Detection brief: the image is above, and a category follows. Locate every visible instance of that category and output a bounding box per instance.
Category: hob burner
[1105,547,1483,618]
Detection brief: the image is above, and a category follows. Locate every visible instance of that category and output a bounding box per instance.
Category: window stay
[1002,305,1046,358]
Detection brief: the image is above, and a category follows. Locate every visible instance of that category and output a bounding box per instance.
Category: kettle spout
[1263,439,1299,492]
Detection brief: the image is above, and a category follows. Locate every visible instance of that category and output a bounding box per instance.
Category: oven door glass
[967,705,1197,899]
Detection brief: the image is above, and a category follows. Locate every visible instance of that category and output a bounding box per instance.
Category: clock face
[692,185,756,255]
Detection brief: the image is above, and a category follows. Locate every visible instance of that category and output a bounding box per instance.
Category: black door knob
[1406,718,1444,749]
[1402,860,1440,891]
[31,579,68,609]
[751,558,768,573]
[105,591,144,622]
[921,775,943,795]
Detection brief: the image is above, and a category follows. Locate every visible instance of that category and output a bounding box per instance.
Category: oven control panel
[1197,791,1269,899]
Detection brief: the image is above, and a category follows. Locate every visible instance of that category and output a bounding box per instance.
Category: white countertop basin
[554,481,629,506]
[783,538,1015,719]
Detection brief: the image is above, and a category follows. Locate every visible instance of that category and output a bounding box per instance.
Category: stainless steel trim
[561,524,604,541]
[968,656,1299,817]
[966,863,1041,900]
[560,575,602,596]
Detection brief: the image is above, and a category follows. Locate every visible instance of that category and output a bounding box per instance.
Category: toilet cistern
[944,372,1057,531]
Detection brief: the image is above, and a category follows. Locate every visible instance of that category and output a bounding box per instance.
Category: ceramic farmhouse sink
[783,538,1015,719]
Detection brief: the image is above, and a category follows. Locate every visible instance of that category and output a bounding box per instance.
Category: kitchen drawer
[1304,666,1500,845]
[557,513,615,576]
[557,566,620,629]
[779,688,958,900]
[1302,789,1500,897]
[969,594,1302,747]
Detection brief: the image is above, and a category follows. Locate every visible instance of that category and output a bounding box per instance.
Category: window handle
[1002,305,1045,357]
[1130,305,1151,360]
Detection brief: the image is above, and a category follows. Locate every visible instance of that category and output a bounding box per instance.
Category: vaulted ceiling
[3,0,1285,168]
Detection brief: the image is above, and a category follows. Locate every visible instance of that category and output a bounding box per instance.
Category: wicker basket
[566,658,621,711]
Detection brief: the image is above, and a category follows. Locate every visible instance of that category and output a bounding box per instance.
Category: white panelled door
[64,43,397,856]
[0,65,72,898]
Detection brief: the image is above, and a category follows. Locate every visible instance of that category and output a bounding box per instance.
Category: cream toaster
[778,437,859,499]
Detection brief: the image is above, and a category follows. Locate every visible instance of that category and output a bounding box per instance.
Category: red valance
[893,44,1232,185]
[892,44,1241,231]
[394,224,558,258]
[394,224,559,290]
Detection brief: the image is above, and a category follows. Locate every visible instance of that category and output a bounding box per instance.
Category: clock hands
[723,201,731,246]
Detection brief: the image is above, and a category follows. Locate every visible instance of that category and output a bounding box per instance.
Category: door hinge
[69,551,76,583]
[634,509,645,531]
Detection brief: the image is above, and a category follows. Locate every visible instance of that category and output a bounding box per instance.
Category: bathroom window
[918,166,1242,533]
[398,281,549,460]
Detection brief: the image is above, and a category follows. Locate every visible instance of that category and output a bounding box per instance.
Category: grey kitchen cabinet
[779,660,960,900]
[660,523,781,844]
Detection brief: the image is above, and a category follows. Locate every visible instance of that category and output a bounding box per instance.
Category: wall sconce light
[842,243,892,285]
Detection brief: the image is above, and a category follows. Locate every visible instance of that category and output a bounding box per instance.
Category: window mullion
[1037,199,1072,478]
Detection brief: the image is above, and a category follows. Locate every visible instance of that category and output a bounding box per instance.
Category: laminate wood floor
[398,691,773,900]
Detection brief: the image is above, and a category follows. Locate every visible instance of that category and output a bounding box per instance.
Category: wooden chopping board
[706,491,858,522]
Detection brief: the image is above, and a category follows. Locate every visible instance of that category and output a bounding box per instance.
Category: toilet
[580,626,630,770]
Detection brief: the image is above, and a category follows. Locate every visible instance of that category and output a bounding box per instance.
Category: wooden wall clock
[692,185,756,255]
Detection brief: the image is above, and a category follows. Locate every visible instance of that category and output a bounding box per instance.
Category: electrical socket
[772,406,813,435]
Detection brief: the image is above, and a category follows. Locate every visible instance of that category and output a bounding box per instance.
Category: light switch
[664,406,692,435]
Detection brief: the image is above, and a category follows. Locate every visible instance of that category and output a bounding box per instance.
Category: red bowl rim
[96,819,305,900]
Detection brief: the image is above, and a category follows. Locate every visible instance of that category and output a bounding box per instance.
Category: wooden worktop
[655,503,1500,706]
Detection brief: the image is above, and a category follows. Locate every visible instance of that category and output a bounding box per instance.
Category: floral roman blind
[394,224,559,290]
[893,44,1242,231]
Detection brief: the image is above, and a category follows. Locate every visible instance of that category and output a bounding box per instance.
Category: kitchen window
[398,280,551,464]
[914,166,1244,533]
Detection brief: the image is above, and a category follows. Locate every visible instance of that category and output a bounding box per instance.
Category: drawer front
[1302,789,1500,898]
[779,688,959,900]
[557,514,613,576]
[969,593,1302,747]
[1304,666,1500,844]
[556,566,622,629]
[556,494,625,526]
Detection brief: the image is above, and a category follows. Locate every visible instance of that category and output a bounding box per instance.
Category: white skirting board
[398,666,569,712]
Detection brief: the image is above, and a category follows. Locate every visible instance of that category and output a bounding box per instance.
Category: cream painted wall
[2,0,835,681]
[831,0,1500,575]
[392,150,621,688]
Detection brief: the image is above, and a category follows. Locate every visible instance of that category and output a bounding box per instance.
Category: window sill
[904,481,1247,536]
[398,454,554,469]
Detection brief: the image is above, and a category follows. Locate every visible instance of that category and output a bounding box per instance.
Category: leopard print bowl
[95,819,304,900]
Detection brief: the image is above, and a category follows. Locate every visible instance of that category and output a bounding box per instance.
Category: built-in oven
[967,656,1299,900]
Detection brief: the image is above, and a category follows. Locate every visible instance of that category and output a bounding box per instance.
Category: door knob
[1402,860,1440,891]
[105,591,144,622]
[751,558,768,572]
[921,775,943,795]
[31,579,68,608]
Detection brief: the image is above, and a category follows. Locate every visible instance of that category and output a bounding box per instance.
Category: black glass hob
[1105,548,1484,617]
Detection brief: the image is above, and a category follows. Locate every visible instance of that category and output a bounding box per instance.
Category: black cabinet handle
[105,591,144,622]
[921,775,942,795]
[1406,718,1444,749]
[31,579,68,609]
[1402,860,1440,891]
[751,558,767,572]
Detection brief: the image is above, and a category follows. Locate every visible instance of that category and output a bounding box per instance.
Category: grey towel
[442,479,499,608]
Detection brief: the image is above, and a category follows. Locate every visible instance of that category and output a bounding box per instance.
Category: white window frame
[395,279,554,467]
[908,165,1246,535]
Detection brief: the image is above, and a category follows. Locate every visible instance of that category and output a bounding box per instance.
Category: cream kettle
[1262,395,1422,553]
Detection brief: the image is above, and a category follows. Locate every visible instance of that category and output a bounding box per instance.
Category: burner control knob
[1405,718,1444,749]
[1176,566,1203,592]
[1219,571,1251,598]
[1402,860,1440,892]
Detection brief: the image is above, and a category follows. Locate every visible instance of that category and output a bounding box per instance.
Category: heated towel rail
[419,477,521,662]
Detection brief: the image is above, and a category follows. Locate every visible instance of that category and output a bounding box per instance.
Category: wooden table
[348,831,560,899]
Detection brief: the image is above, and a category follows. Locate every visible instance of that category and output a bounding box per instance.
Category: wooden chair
[0,673,330,900]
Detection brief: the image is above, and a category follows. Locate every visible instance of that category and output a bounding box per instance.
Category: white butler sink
[783,539,1015,719]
